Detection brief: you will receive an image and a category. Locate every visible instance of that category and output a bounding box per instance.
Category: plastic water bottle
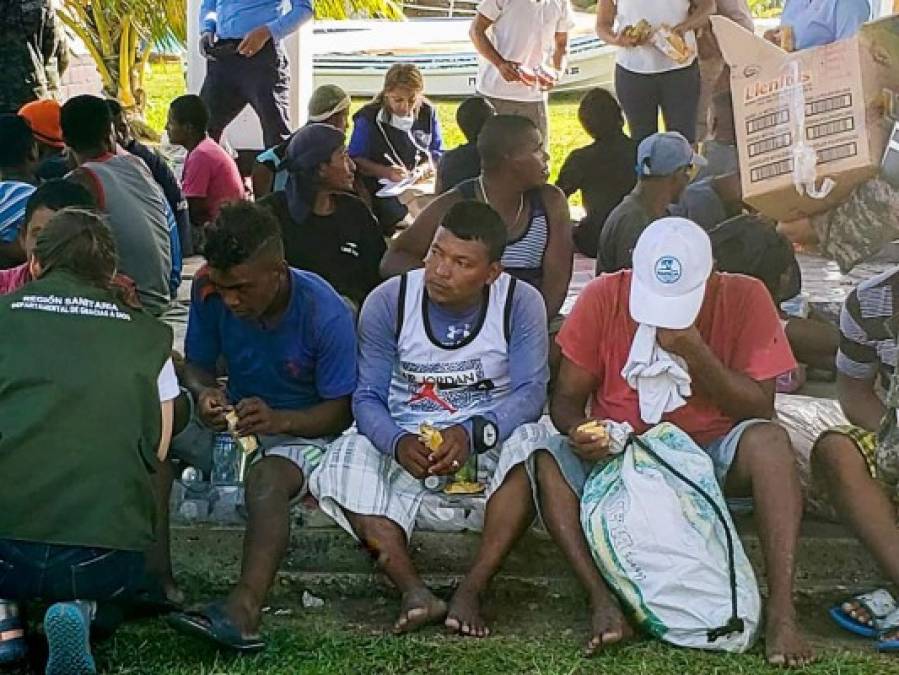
[212,432,238,486]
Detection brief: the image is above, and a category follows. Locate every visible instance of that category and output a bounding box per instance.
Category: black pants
[615,61,701,145]
[0,540,145,604]
[200,41,291,149]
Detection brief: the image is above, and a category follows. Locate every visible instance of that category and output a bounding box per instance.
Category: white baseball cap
[630,217,713,329]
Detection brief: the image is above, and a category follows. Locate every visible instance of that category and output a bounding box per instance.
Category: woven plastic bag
[580,422,761,652]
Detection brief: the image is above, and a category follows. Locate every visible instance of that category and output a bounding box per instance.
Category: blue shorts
[535,418,769,500]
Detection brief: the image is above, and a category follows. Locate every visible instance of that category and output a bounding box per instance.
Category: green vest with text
[0,270,172,551]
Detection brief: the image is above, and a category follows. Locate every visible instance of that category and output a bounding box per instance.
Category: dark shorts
[0,540,145,604]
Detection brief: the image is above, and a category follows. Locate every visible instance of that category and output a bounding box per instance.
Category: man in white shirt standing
[470,0,576,142]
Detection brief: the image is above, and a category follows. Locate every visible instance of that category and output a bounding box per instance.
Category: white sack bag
[580,422,761,652]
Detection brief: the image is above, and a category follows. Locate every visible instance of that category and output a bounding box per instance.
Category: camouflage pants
[811,177,899,273]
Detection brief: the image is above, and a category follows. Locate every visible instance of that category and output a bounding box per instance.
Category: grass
[126,61,899,675]
[144,61,590,189]
[62,603,899,674]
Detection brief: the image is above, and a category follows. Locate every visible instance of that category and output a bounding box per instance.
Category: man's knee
[245,456,303,504]
[738,421,793,460]
[534,448,572,493]
[811,432,868,479]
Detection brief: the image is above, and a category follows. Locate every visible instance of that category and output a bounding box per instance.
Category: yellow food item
[577,420,609,438]
[622,19,653,42]
[419,423,444,452]
[653,25,693,63]
[225,410,260,453]
[444,481,487,495]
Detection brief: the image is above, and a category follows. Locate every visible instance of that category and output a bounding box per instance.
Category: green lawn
[78,602,899,674]
[144,61,589,188]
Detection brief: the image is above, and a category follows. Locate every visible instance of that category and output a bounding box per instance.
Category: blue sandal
[830,589,896,639]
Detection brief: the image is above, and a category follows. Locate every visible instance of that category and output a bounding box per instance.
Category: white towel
[621,324,692,424]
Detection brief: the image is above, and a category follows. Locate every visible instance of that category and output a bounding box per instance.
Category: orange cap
[18,99,64,148]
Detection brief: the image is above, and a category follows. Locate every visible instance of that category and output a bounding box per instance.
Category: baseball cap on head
[307,84,351,123]
[630,217,713,329]
[636,131,706,178]
[18,99,64,148]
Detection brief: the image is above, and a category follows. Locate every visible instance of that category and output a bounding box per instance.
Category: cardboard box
[712,15,899,221]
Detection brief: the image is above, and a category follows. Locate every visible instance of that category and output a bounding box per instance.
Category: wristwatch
[472,416,499,454]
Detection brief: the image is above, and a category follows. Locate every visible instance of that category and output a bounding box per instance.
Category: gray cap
[307,84,351,122]
[637,132,706,177]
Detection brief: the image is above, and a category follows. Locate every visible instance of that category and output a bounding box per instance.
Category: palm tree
[58,0,403,117]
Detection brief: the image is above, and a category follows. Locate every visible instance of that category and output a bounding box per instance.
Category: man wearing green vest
[0,208,178,674]
[165,202,357,652]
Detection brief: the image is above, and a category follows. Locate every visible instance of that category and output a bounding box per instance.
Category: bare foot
[224,586,263,639]
[393,588,447,634]
[445,584,490,638]
[585,593,633,656]
[161,578,185,607]
[766,616,815,668]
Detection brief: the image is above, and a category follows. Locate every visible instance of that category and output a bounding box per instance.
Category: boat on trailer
[312,11,615,97]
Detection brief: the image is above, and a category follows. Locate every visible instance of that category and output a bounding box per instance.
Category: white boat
[312,13,616,96]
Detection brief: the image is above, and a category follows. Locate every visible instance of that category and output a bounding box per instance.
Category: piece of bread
[577,420,609,439]
[444,481,487,495]
[225,410,260,453]
[419,423,444,452]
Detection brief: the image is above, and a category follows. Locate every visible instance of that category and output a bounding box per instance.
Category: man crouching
[310,200,550,637]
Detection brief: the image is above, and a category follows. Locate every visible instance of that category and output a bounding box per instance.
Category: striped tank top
[457,179,548,290]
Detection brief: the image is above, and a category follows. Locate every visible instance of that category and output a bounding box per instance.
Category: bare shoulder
[539,183,570,219]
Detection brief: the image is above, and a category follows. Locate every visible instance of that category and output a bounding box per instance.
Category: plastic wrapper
[781,59,836,201]
[651,25,694,65]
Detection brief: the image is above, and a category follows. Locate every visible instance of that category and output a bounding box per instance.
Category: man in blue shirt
[310,200,550,638]
[166,201,357,652]
[769,0,870,50]
[198,0,313,148]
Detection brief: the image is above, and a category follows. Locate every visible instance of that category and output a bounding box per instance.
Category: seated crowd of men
[2,77,898,674]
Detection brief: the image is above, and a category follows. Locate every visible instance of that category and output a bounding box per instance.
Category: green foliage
[748,0,785,18]
[315,0,406,20]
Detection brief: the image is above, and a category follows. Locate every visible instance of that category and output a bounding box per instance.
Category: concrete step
[171,518,885,600]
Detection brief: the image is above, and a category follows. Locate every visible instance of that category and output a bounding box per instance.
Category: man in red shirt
[534,217,813,666]
[166,95,245,234]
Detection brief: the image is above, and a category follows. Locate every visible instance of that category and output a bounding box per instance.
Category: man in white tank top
[311,201,550,637]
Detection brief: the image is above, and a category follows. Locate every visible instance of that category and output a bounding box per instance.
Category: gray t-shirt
[597,193,652,274]
[80,155,173,315]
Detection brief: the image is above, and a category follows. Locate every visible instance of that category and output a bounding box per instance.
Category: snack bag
[651,24,694,64]
[622,19,653,43]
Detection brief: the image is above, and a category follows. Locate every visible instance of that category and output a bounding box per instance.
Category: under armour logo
[446,324,471,342]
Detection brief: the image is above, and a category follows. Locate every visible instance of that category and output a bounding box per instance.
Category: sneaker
[0,600,27,665]
[44,602,96,675]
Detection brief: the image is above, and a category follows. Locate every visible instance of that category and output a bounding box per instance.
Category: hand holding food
[620,19,653,46]
[569,419,612,462]
[225,410,259,453]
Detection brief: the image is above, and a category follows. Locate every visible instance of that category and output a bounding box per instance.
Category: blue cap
[636,132,706,178]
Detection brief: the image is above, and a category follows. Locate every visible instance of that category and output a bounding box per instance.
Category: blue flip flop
[44,602,96,675]
[167,600,265,653]
[830,589,896,639]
